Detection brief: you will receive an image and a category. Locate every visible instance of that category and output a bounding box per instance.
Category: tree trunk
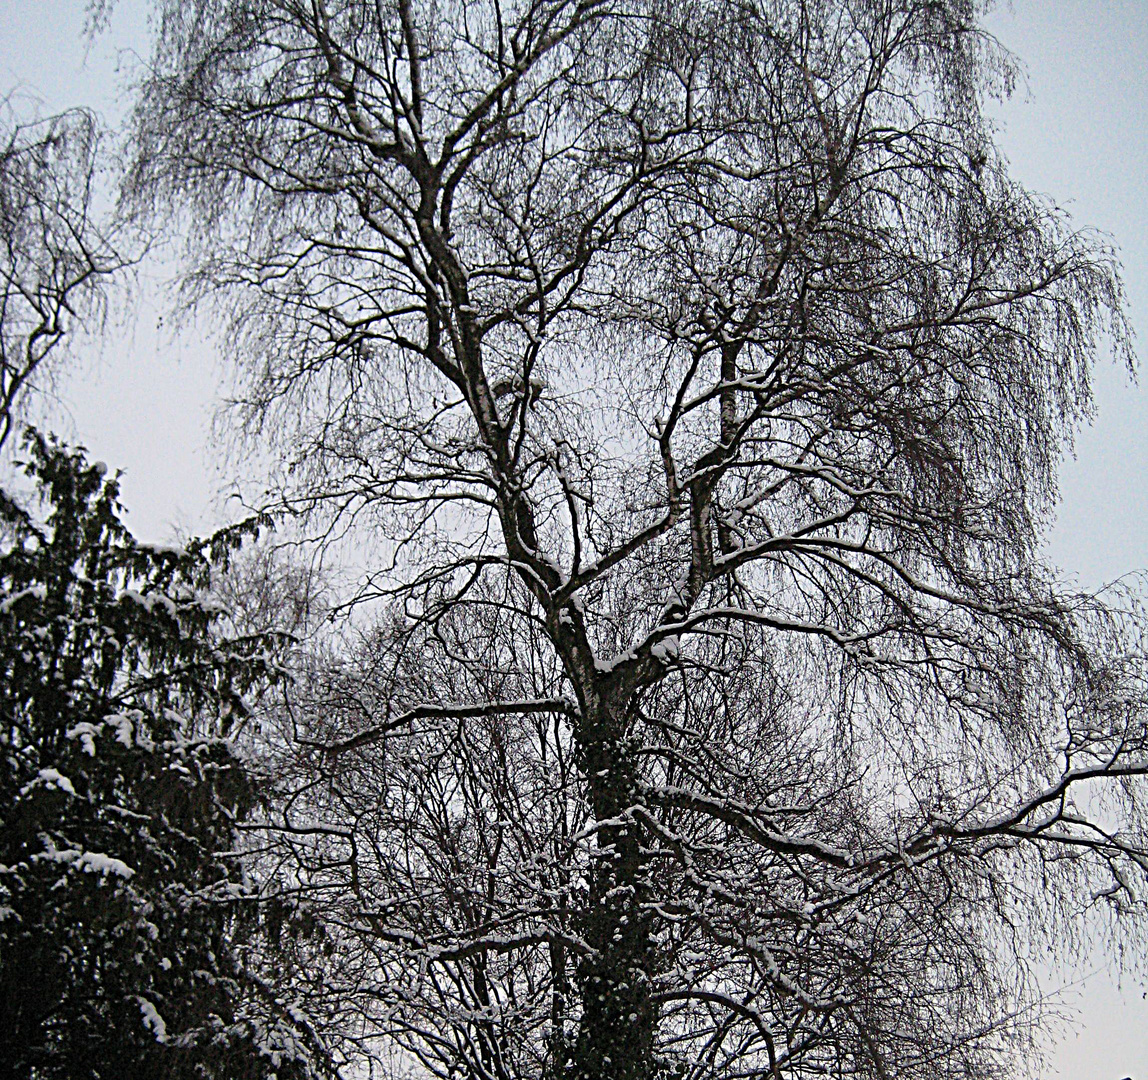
[570,719,659,1080]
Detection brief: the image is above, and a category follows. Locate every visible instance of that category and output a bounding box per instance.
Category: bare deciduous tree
[0,105,123,449]
[126,1,1148,1078]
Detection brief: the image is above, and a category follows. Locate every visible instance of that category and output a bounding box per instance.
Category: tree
[0,431,333,1078]
[125,1,1148,1078]
[0,105,124,451]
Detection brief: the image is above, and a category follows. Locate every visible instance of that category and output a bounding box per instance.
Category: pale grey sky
[987,0,1148,596]
[1,1,1146,1076]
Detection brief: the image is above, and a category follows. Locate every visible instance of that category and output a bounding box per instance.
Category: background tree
[126,1,1148,1078]
[0,105,124,450]
[0,431,335,1079]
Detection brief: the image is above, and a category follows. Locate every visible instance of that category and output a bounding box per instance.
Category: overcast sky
[1,1,1146,1076]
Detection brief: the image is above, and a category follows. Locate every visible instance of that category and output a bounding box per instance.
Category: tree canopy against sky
[0,0,1145,1077]
[113,1,1148,1079]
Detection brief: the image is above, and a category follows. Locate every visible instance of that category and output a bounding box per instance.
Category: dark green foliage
[0,431,328,1079]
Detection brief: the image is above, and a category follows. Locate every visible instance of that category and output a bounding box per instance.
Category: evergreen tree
[0,431,331,1079]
